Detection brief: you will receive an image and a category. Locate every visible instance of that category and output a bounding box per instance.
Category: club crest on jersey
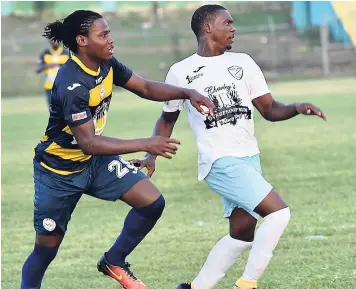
[227,66,243,80]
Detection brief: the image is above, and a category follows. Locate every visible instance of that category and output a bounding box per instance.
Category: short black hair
[43,10,102,53]
[191,4,227,39]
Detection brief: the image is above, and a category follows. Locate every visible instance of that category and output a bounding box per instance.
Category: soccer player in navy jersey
[21,10,214,289]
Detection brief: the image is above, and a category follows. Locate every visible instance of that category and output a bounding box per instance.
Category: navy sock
[106,195,165,266]
[21,243,59,289]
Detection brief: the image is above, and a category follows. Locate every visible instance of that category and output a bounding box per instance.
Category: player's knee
[136,194,165,219]
[230,222,256,242]
[280,207,291,226]
[33,243,60,263]
[36,234,63,248]
[230,228,255,242]
[265,207,291,228]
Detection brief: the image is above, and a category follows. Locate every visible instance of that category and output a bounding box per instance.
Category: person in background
[36,40,69,108]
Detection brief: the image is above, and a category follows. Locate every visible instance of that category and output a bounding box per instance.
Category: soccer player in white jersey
[133,4,327,289]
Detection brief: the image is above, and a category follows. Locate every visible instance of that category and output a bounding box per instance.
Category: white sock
[192,234,252,289]
[241,207,291,282]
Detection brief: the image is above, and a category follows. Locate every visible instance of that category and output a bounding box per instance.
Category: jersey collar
[71,54,100,77]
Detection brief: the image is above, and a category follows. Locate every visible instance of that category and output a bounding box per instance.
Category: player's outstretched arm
[124,73,214,116]
[131,111,180,177]
[69,119,180,159]
[253,93,327,122]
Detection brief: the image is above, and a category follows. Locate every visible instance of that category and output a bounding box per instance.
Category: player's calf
[236,206,291,289]
[189,234,253,289]
[105,194,165,266]
[21,243,59,289]
[98,194,165,288]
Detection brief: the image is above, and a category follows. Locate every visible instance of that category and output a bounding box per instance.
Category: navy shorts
[33,155,147,235]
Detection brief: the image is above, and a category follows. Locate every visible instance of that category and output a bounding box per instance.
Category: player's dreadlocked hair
[43,10,102,53]
[191,4,227,39]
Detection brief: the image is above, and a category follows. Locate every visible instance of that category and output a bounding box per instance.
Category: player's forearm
[266,101,299,122]
[153,115,175,138]
[145,115,175,159]
[142,81,191,101]
[78,135,148,155]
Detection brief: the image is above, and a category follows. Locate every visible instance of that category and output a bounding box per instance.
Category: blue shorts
[33,155,147,235]
[205,155,273,219]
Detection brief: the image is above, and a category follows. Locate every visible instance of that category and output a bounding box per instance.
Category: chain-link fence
[2,3,355,97]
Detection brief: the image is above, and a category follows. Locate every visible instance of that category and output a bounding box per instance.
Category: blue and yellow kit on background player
[34,54,133,175]
[38,47,69,91]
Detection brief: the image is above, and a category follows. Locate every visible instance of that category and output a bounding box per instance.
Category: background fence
[2,1,356,96]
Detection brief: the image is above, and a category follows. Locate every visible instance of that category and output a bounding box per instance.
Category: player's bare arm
[124,73,214,116]
[253,92,327,121]
[70,119,180,159]
[130,111,180,177]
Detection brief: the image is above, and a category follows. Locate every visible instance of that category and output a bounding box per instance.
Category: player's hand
[186,89,215,116]
[144,136,180,159]
[130,154,157,178]
[296,103,327,121]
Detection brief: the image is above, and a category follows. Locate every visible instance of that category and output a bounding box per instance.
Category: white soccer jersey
[163,52,270,180]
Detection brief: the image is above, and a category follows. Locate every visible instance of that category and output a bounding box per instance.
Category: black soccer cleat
[177,282,192,289]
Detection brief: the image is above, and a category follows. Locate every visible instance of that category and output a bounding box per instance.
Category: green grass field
[2,77,356,289]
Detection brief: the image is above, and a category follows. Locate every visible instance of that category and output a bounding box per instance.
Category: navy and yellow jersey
[38,47,69,90]
[34,55,133,175]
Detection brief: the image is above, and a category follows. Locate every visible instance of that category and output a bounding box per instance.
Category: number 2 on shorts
[108,159,130,179]
[108,158,138,179]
